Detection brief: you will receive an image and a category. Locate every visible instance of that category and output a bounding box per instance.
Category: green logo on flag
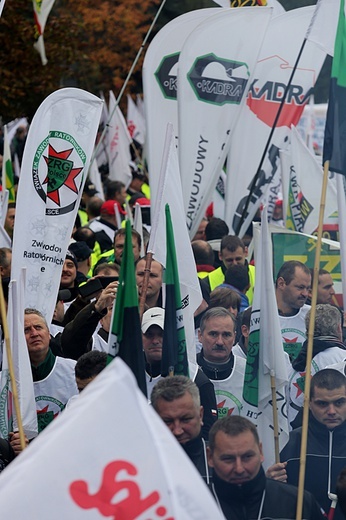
[243,329,259,407]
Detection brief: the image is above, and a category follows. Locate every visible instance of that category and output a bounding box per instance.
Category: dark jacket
[281,412,346,520]
[212,465,324,519]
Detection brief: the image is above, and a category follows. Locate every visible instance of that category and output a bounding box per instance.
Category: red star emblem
[43,145,82,206]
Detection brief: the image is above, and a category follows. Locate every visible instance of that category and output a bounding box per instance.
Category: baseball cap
[84,182,98,197]
[65,250,78,269]
[101,200,126,216]
[141,307,165,333]
[69,241,93,261]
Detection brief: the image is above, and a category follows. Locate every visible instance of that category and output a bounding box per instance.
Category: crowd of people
[1,135,346,518]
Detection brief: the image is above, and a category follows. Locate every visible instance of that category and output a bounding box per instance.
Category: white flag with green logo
[11,88,103,324]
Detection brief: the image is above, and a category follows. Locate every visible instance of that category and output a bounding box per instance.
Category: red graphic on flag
[217,400,235,416]
[70,460,174,519]
[43,145,82,206]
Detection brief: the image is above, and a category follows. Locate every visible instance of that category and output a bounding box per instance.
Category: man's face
[198,315,235,363]
[100,305,113,333]
[310,385,346,430]
[4,208,15,239]
[136,259,162,300]
[115,187,127,206]
[0,250,12,278]
[114,235,140,264]
[317,273,335,304]
[192,220,207,241]
[60,259,77,288]
[24,314,50,359]
[220,246,245,269]
[207,430,264,485]
[142,324,163,364]
[277,267,311,311]
[155,392,203,445]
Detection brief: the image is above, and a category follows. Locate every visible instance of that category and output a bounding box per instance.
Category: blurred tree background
[0,0,329,123]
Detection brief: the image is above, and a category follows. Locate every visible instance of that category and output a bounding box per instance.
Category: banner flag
[127,94,146,146]
[0,274,38,441]
[323,0,346,176]
[88,158,104,200]
[178,6,272,239]
[10,88,102,324]
[306,0,339,57]
[243,207,289,467]
[32,0,56,65]
[108,220,147,397]
[161,204,189,377]
[0,358,225,519]
[142,8,220,214]
[280,125,337,235]
[148,124,202,375]
[107,91,132,188]
[224,6,327,238]
[2,126,15,202]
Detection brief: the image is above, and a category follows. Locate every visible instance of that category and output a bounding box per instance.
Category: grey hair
[24,308,49,329]
[151,375,200,411]
[199,306,236,334]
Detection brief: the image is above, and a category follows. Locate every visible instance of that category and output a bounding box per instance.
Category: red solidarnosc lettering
[69,460,174,520]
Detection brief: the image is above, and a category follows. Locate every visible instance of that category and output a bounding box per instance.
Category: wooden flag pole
[0,277,26,451]
[295,160,329,520]
[270,371,280,463]
[138,251,153,321]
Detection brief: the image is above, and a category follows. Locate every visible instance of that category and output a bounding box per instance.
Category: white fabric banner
[107,91,132,188]
[0,275,38,440]
[178,7,272,239]
[127,94,146,146]
[0,358,224,519]
[245,207,289,468]
[11,88,103,324]
[306,0,339,57]
[88,158,105,200]
[148,124,202,375]
[280,125,337,235]
[224,6,327,238]
[32,0,56,65]
[142,8,220,216]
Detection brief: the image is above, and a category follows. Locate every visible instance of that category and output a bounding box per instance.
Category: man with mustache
[275,260,311,363]
[197,307,247,419]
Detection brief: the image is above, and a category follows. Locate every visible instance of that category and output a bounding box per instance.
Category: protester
[219,263,250,312]
[24,308,78,432]
[151,375,211,484]
[287,304,346,427]
[275,369,346,520]
[4,202,15,241]
[74,350,108,392]
[207,415,325,519]
[206,235,255,304]
[191,240,215,279]
[275,260,311,361]
[197,307,248,419]
[136,256,163,309]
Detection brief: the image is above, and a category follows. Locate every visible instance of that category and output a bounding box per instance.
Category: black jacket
[281,412,346,520]
[212,466,324,519]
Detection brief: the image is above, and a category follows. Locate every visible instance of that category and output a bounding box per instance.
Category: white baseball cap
[141,307,165,333]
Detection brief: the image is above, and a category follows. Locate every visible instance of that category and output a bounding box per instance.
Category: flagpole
[270,372,280,462]
[90,0,168,169]
[138,252,153,321]
[235,38,308,236]
[0,277,26,451]
[295,160,329,520]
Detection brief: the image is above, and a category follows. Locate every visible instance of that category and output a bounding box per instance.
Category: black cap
[69,241,93,262]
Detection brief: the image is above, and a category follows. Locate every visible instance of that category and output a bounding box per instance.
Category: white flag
[142,8,221,216]
[107,91,132,188]
[148,124,202,375]
[224,6,327,238]
[88,158,105,200]
[306,0,339,57]
[11,88,103,324]
[33,0,56,65]
[127,94,146,146]
[134,203,145,257]
[0,274,38,440]
[281,125,337,235]
[0,358,224,520]
[243,207,289,468]
[178,7,272,239]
